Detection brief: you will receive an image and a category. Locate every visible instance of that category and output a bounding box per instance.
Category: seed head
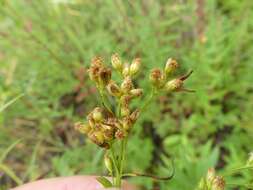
[165,58,178,75]
[91,56,103,67]
[111,53,122,71]
[74,122,91,134]
[106,80,121,97]
[115,129,127,139]
[121,77,133,93]
[212,176,225,190]
[120,95,132,107]
[92,107,104,122]
[130,58,141,75]
[130,109,140,123]
[122,63,130,78]
[130,88,143,97]
[122,117,132,130]
[165,79,183,92]
[121,106,130,117]
[207,168,216,183]
[88,66,100,82]
[88,130,105,145]
[149,68,165,88]
[98,67,112,86]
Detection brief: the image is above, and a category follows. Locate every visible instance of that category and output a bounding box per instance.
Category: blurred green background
[0,0,253,189]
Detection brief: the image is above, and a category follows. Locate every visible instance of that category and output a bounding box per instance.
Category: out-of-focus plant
[74,54,193,188]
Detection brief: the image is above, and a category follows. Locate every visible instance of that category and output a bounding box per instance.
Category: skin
[11,176,135,190]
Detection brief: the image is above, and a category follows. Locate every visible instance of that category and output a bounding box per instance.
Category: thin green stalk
[110,143,120,187]
[98,87,113,114]
[141,87,156,112]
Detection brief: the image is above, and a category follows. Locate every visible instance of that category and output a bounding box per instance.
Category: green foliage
[0,0,253,189]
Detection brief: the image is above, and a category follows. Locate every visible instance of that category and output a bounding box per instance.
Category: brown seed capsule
[149,68,165,88]
[74,122,91,134]
[91,56,103,67]
[130,88,143,97]
[121,77,133,93]
[115,129,127,139]
[122,117,132,130]
[212,176,225,190]
[106,80,121,97]
[111,53,122,71]
[164,58,179,75]
[130,109,140,123]
[120,95,132,107]
[89,130,104,145]
[121,106,130,117]
[130,58,141,75]
[88,66,100,82]
[98,67,112,86]
[165,79,183,92]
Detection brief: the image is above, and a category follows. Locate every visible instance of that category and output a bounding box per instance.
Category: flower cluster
[75,54,192,149]
[198,168,226,190]
[149,58,193,92]
[75,54,142,148]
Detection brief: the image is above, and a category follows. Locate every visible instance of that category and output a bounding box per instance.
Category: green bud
[104,153,113,174]
[111,53,122,71]
[130,58,141,75]
[122,64,130,78]
[164,58,178,75]
[165,79,183,92]
[93,131,105,144]
[92,107,103,122]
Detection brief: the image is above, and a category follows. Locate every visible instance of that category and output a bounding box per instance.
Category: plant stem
[98,86,113,114]
[141,87,156,112]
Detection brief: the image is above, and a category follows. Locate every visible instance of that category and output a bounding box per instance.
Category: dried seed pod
[91,56,103,67]
[149,68,165,88]
[98,67,112,86]
[74,122,91,134]
[88,66,100,82]
[111,53,122,71]
[121,106,130,117]
[165,79,183,92]
[121,77,133,93]
[89,130,105,145]
[130,88,143,97]
[115,129,127,139]
[130,109,140,123]
[164,58,178,75]
[106,80,122,97]
[120,95,132,108]
[130,58,141,75]
[212,176,225,190]
[122,117,132,130]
